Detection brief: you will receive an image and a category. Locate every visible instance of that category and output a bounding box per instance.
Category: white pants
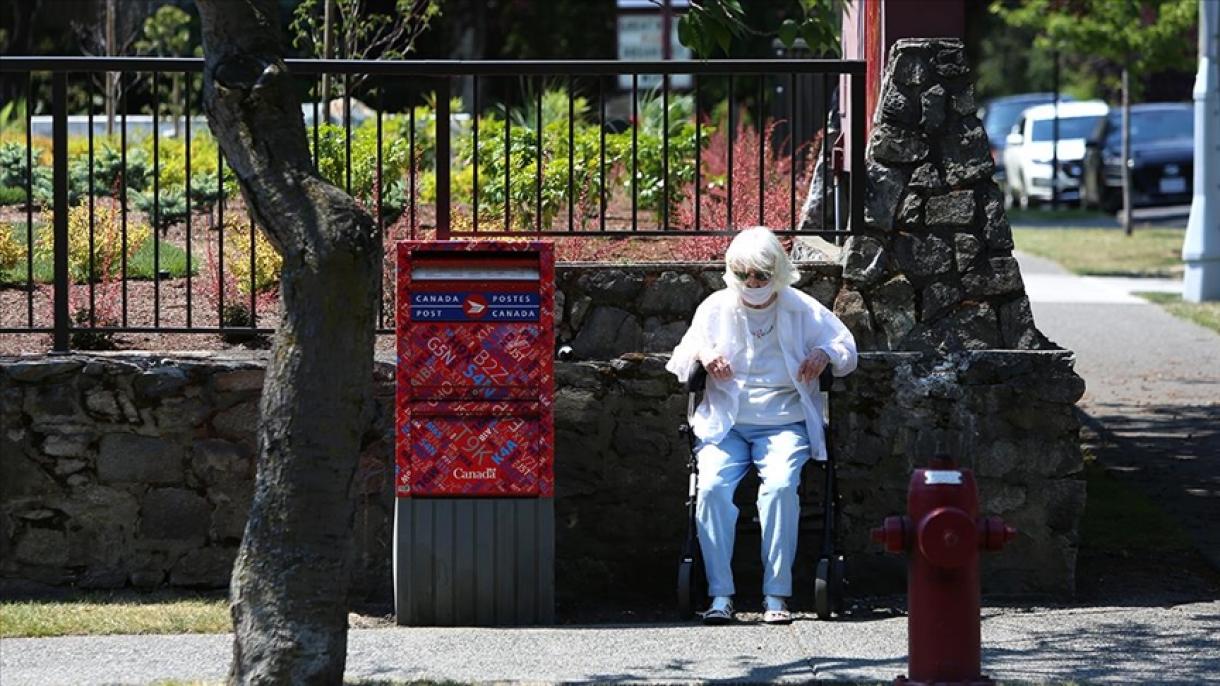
[695,422,811,597]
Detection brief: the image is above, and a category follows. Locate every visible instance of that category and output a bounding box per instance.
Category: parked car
[979,93,1074,189]
[1002,100,1109,208]
[1080,103,1194,213]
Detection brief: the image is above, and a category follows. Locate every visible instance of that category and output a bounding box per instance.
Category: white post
[1184,0,1220,302]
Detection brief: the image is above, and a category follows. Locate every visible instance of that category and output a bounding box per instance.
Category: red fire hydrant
[871,455,1017,685]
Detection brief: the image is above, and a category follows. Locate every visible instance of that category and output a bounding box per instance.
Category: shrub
[673,116,816,232]
[33,200,152,283]
[215,220,282,295]
[0,185,28,206]
[92,144,150,195]
[0,222,24,273]
[314,119,411,212]
[131,187,189,229]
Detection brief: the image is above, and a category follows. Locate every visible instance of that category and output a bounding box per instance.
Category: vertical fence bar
[631,73,638,231]
[185,70,193,327]
[153,70,161,328]
[25,73,34,328]
[217,145,225,327]
[52,72,69,352]
[821,72,830,233]
[409,104,416,239]
[850,72,865,235]
[599,78,605,232]
[728,75,734,230]
[313,74,320,170]
[504,79,511,232]
[662,73,669,231]
[120,72,129,326]
[377,84,384,329]
[789,72,796,231]
[248,216,255,325]
[568,77,574,231]
[436,78,451,240]
[344,72,352,195]
[88,74,96,325]
[695,73,701,232]
[535,82,541,234]
[758,77,764,226]
[473,75,479,233]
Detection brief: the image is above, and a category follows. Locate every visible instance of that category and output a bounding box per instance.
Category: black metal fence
[0,57,865,351]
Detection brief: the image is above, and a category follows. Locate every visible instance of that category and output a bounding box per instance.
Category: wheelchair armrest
[687,364,708,395]
[819,367,834,390]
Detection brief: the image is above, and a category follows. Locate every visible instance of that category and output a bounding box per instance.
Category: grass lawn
[1011,227,1186,278]
[0,591,230,638]
[1135,292,1220,335]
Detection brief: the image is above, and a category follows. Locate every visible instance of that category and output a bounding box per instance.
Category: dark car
[1081,103,1194,213]
[979,92,1074,187]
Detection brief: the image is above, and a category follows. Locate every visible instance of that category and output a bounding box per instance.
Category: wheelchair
[676,365,847,620]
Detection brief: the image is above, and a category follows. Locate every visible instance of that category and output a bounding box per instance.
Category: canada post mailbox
[394,240,555,626]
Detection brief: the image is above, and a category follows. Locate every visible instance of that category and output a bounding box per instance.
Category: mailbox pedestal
[394,241,555,625]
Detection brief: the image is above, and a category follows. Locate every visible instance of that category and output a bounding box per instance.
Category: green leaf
[677,15,697,53]
[778,19,800,49]
[801,21,828,54]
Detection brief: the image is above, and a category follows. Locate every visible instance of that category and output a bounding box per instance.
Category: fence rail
[0,57,865,351]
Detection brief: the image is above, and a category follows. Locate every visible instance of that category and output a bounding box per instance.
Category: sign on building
[616,0,692,90]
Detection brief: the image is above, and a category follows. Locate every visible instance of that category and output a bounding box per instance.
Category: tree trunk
[195,1,382,683]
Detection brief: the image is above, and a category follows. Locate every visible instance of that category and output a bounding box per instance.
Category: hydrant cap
[917,507,977,568]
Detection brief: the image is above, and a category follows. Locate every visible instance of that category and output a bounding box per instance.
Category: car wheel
[1101,189,1121,214]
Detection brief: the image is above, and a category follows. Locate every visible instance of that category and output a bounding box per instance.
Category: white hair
[723,227,799,292]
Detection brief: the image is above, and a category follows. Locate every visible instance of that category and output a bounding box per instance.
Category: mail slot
[394,240,555,626]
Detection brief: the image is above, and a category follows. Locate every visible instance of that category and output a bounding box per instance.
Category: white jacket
[665,286,858,459]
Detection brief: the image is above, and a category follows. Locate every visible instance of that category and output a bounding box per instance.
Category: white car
[1002,100,1110,208]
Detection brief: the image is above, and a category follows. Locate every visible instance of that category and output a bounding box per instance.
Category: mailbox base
[394,497,555,626]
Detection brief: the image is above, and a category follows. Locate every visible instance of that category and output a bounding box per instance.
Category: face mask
[739,284,775,306]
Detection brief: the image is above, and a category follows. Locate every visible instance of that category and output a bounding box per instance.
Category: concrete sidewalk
[1019,251,1220,573]
[3,601,1219,685]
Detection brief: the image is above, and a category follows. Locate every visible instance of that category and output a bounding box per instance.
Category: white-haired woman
[667,227,857,625]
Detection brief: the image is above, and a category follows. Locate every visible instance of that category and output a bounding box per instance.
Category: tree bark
[1121,65,1133,235]
[195,1,381,683]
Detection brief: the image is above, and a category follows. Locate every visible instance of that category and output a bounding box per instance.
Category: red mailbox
[395,240,555,498]
[394,240,555,626]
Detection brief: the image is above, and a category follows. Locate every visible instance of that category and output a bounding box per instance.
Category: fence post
[52,72,70,353]
[850,71,866,236]
[436,77,451,241]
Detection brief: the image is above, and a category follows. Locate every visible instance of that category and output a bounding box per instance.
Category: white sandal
[702,598,735,625]
[762,596,792,625]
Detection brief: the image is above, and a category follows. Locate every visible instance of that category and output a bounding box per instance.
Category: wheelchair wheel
[677,559,696,617]
[831,556,847,615]
[814,557,832,620]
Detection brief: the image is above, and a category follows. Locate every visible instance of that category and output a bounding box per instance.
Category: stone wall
[2,348,1085,602]
[837,38,1051,353]
[554,263,840,359]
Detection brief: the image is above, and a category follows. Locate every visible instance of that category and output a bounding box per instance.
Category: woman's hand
[797,349,831,383]
[702,353,733,381]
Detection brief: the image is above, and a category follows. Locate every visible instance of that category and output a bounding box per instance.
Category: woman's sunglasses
[733,269,772,282]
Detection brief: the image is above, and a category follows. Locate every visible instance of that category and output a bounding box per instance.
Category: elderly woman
[666,227,857,625]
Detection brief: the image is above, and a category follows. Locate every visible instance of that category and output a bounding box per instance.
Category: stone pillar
[837,38,1051,353]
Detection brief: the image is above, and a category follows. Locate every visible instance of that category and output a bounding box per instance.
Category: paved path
[1019,251,1220,572]
[3,601,1219,685]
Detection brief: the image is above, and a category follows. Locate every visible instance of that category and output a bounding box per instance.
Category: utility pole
[1184,0,1220,302]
